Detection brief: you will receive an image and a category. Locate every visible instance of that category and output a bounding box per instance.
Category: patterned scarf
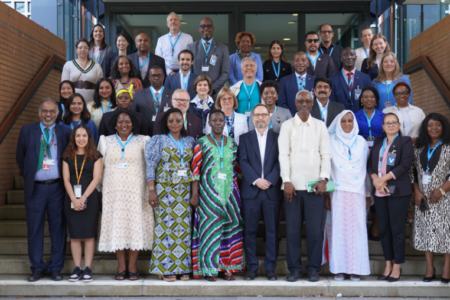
[190,95,214,127]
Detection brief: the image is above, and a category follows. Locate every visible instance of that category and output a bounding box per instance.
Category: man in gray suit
[187,17,230,95]
[131,65,173,129]
[311,77,344,127]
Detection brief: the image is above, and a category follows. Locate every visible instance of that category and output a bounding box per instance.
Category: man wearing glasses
[318,24,344,73]
[152,89,203,140]
[187,17,230,96]
[305,31,335,79]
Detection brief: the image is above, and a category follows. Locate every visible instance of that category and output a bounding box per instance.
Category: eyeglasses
[306,39,319,43]
[168,119,183,124]
[253,113,269,118]
[41,109,57,115]
[383,122,399,126]
[295,100,313,105]
[150,74,163,78]
[320,30,333,35]
[174,99,190,103]
[394,91,410,96]
[200,24,213,29]
[77,47,89,50]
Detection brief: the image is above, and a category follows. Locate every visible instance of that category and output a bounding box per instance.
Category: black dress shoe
[286,271,300,282]
[441,277,450,284]
[308,270,320,282]
[266,270,277,281]
[423,267,436,282]
[245,270,258,280]
[28,270,45,282]
[50,270,63,281]
[388,269,402,282]
[368,228,381,241]
[377,271,392,280]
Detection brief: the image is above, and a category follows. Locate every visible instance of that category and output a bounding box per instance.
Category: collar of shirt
[295,72,306,80]
[342,68,356,77]
[317,98,329,108]
[180,70,191,78]
[294,113,311,126]
[395,103,411,111]
[169,31,181,38]
[151,86,163,93]
[320,42,335,51]
[40,123,56,131]
[255,128,269,138]
[201,38,214,45]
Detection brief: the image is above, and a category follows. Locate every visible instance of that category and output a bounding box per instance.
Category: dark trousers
[24,182,66,272]
[243,193,282,272]
[284,190,325,272]
[374,195,411,264]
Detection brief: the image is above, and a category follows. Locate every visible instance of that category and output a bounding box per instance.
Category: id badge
[74,184,82,198]
[422,171,432,185]
[218,172,227,180]
[171,59,177,65]
[387,152,396,166]
[42,161,50,170]
[367,140,374,147]
[118,163,128,169]
[45,159,55,165]
[152,115,156,121]
[245,111,251,117]
[366,136,374,147]
[202,65,210,72]
[345,163,356,171]
[355,87,362,101]
[210,54,217,66]
[178,169,187,177]
[384,101,392,108]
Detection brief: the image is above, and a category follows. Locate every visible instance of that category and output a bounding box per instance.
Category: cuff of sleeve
[389,171,396,180]
[282,176,291,183]
[253,179,258,186]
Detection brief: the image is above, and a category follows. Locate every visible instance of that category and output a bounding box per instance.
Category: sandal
[129,272,140,281]
[115,271,126,281]
[207,275,217,281]
[158,274,176,282]
[179,274,190,281]
[350,274,361,281]
[334,273,346,281]
[224,272,235,281]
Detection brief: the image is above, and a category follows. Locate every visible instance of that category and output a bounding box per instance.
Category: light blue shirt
[229,52,263,85]
[35,123,59,181]
[373,75,413,110]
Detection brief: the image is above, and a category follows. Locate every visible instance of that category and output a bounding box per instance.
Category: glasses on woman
[394,91,410,96]
[383,121,399,126]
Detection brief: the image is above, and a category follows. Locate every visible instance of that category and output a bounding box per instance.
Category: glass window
[402,5,421,62]
[245,14,298,63]
[15,2,25,13]
[28,2,30,13]
[423,5,439,31]
[4,2,12,7]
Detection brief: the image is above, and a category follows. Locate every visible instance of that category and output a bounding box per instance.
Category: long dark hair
[89,24,108,50]
[109,110,140,135]
[92,78,117,110]
[381,112,402,138]
[110,55,139,80]
[62,124,99,161]
[160,108,187,137]
[59,80,75,106]
[63,93,91,125]
[264,40,289,64]
[416,113,450,148]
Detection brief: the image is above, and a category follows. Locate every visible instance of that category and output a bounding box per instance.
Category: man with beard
[239,104,283,281]
[310,77,344,127]
[16,98,72,282]
[164,49,198,99]
[305,31,335,79]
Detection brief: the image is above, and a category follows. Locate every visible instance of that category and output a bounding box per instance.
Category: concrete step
[15,176,24,190]
[0,220,49,237]
[0,274,448,297]
[0,205,27,220]
[7,190,24,204]
[0,254,442,276]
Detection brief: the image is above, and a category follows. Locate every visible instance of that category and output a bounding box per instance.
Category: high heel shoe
[441,277,450,284]
[423,267,436,282]
[377,270,392,280]
[388,268,402,282]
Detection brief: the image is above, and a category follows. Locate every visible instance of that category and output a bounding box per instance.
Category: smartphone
[420,199,429,212]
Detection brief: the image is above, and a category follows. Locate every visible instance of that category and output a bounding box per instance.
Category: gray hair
[38,97,59,114]
[172,88,190,99]
[167,12,179,22]
[252,103,269,114]
[241,56,257,68]
[295,90,314,101]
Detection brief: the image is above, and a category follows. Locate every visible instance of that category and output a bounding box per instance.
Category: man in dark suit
[239,104,283,281]
[164,49,198,99]
[278,52,315,116]
[329,47,372,113]
[311,77,345,127]
[128,33,166,88]
[187,17,230,95]
[16,98,72,282]
[131,65,174,128]
[153,89,203,140]
[305,31,335,79]
[318,24,344,73]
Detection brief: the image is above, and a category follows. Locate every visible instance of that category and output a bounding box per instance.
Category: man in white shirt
[155,12,193,76]
[278,90,331,282]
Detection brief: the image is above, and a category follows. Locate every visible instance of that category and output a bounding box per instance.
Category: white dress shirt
[316,99,329,124]
[309,53,318,69]
[278,114,331,190]
[382,103,426,138]
[155,31,193,74]
[253,128,269,184]
[179,70,191,90]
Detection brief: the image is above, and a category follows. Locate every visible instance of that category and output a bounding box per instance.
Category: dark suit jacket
[319,42,343,73]
[367,136,414,197]
[128,52,167,88]
[329,70,372,113]
[311,99,345,127]
[278,73,315,116]
[153,112,203,140]
[164,71,198,100]
[262,60,293,83]
[238,129,282,201]
[98,110,151,137]
[361,58,379,81]
[16,122,72,198]
[306,53,335,79]
[131,87,174,126]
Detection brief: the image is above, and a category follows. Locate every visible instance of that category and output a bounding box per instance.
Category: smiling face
[39,101,58,126]
[341,112,354,133]
[295,92,313,115]
[241,60,257,79]
[262,87,278,106]
[135,33,150,53]
[115,113,133,137]
[293,52,310,75]
[118,57,131,75]
[179,52,193,72]
[116,35,129,52]
[361,90,377,110]
[427,119,443,140]
[93,26,104,43]
[208,112,225,135]
[252,105,270,129]
[199,18,214,40]
[382,54,396,74]
[319,24,334,43]
[238,35,252,54]
[171,91,190,113]
[382,114,401,135]
[270,43,282,60]
[70,96,84,116]
[149,68,164,89]
[116,92,132,110]
[76,41,89,59]
[372,38,386,55]
[341,48,357,70]
[75,127,89,149]
[393,85,410,108]
[313,81,331,102]
[305,33,319,53]
[60,83,74,100]
[98,81,113,100]
[220,92,235,110]
[196,80,210,96]
[167,112,184,134]
[167,13,181,32]
[361,28,373,46]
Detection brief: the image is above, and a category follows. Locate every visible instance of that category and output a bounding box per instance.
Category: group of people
[15,12,450,286]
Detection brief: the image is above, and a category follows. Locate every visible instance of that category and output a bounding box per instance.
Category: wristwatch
[320,177,329,183]
[439,188,446,196]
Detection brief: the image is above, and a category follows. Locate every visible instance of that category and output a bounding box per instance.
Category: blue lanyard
[150,86,164,113]
[168,31,182,57]
[379,134,398,171]
[210,133,224,169]
[243,82,256,111]
[272,61,280,78]
[340,137,358,160]
[426,140,442,172]
[139,54,150,72]
[295,75,305,91]
[201,39,212,64]
[270,106,277,129]
[342,69,354,97]
[40,123,54,145]
[101,102,112,114]
[319,101,328,121]
[168,133,184,166]
[226,112,235,133]
[115,133,134,159]
[363,109,375,137]
[181,72,190,90]
[307,53,319,68]
[320,46,334,56]
[363,47,369,58]
[70,120,82,130]
[385,80,394,101]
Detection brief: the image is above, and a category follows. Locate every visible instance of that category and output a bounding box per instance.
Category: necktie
[205,41,210,49]
[347,72,354,91]
[44,127,50,139]
[298,76,304,90]
[37,128,51,171]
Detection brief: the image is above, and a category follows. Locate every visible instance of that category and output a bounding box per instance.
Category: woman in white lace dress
[97,109,154,281]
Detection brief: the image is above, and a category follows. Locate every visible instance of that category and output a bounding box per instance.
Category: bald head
[135,33,150,54]
[199,17,214,40]
[293,51,310,75]
[295,90,314,116]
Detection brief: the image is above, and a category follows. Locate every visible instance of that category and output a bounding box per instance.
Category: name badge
[42,162,50,170]
[152,115,156,121]
[345,163,356,171]
[245,111,251,117]
[355,88,362,101]
[387,152,396,166]
[422,171,431,185]
[202,65,210,72]
[367,140,374,147]
[178,169,187,177]
[384,101,392,108]
[210,54,217,66]
[171,59,177,65]
[118,163,128,169]
[218,172,227,180]
[74,184,82,198]
[45,159,56,165]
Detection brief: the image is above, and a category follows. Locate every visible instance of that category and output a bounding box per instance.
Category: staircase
[0,177,448,297]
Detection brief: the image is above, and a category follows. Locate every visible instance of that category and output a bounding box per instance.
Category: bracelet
[439,188,445,196]
[148,186,155,191]
[83,195,88,200]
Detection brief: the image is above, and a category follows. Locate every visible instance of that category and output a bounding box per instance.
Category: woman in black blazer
[368,112,414,282]
[262,40,293,83]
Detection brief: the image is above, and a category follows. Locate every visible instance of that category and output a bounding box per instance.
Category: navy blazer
[238,129,282,201]
[164,71,198,100]
[329,70,371,113]
[361,58,379,81]
[128,52,167,89]
[278,73,315,116]
[367,136,414,197]
[16,122,72,198]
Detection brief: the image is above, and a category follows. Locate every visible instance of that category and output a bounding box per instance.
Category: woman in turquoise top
[230,57,261,117]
